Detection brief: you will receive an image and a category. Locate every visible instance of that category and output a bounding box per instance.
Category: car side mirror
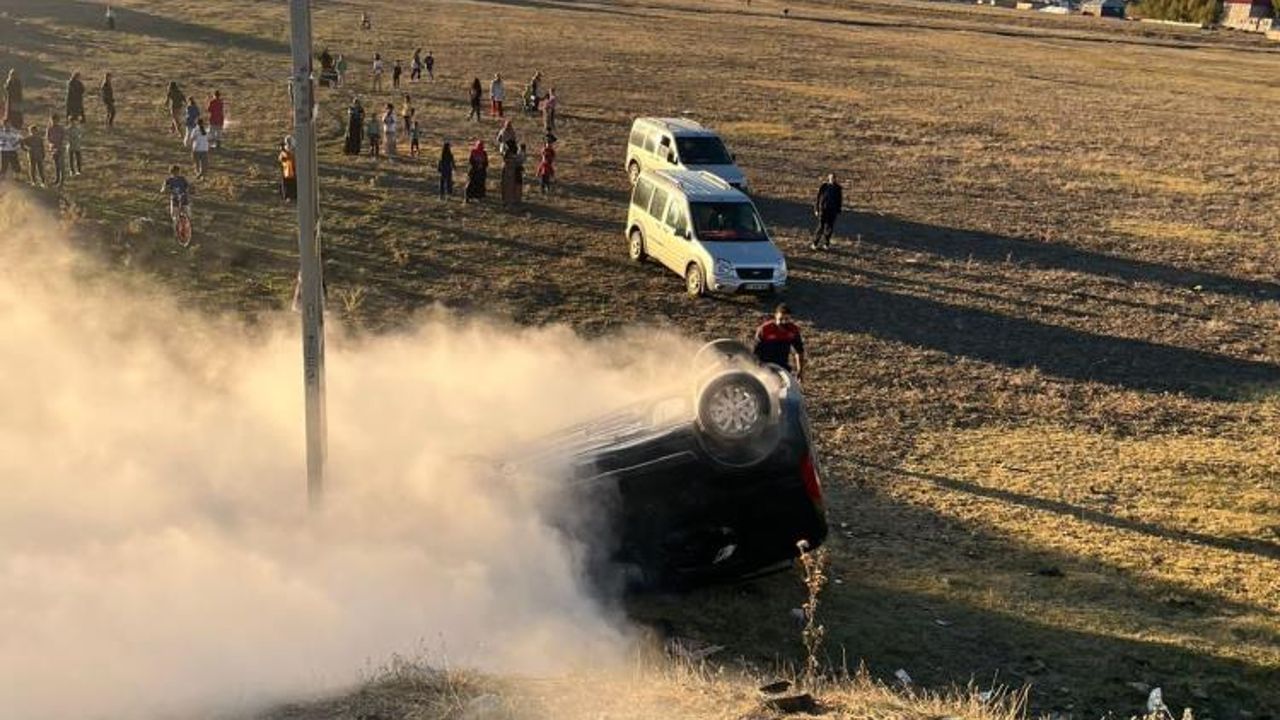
[668,153,677,164]
[684,229,693,240]
[731,153,737,162]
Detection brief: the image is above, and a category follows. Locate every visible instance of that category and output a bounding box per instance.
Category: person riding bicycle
[161,164,191,229]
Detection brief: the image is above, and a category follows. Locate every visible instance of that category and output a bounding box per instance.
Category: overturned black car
[513,340,828,589]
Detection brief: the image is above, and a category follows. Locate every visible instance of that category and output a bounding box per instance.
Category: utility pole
[288,0,327,508]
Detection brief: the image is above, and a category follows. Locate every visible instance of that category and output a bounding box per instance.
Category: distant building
[1081,0,1125,16]
[1222,0,1274,30]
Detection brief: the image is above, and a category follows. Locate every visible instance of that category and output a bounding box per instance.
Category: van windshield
[690,202,767,242]
[675,137,733,166]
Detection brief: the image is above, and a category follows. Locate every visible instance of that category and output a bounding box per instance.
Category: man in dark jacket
[100,73,116,127]
[812,173,843,250]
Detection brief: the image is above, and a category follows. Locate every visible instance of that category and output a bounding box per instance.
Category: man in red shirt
[753,303,806,379]
[207,90,224,148]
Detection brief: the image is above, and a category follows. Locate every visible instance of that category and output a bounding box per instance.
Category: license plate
[743,283,771,291]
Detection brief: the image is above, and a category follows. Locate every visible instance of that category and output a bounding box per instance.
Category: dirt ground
[2,0,1278,716]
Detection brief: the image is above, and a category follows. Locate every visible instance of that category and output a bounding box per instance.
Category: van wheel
[685,264,706,297]
[628,161,640,185]
[628,229,647,262]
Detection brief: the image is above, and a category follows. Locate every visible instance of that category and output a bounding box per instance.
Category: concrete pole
[288,0,328,508]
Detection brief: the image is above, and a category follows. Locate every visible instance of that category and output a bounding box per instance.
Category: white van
[626,169,785,296]
[625,117,748,191]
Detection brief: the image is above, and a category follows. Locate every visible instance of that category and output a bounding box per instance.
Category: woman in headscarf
[163,81,184,135]
[4,69,22,115]
[500,137,520,207]
[65,71,86,123]
[464,140,488,203]
[495,119,517,155]
[344,97,364,155]
[381,103,397,157]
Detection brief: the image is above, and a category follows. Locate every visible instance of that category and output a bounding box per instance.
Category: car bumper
[711,277,786,294]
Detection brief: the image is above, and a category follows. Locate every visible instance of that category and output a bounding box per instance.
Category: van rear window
[632,179,655,211]
[629,128,645,148]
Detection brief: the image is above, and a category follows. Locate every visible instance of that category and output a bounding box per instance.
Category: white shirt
[0,127,21,152]
[188,129,210,152]
[373,59,384,75]
[490,80,505,102]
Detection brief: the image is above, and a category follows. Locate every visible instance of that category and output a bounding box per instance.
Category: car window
[632,179,654,211]
[675,136,733,166]
[664,200,688,236]
[649,187,670,219]
[642,132,657,154]
[689,201,766,241]
[629,127,645,148]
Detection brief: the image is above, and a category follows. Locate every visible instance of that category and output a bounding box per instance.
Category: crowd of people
[336,45,560,209]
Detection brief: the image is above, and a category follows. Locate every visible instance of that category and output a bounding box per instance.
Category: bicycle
[170,195,193,247]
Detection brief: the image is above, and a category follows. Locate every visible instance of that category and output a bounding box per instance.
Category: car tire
[628,161,640,185]
[696,371,772,445]
[629,229,646,262]
[685,263,706,297]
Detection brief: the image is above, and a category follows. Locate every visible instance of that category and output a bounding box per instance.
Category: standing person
[207,90,225,148]
[344,97,364,154]
[536,141,554,194]
[105,4,115,29]
[372,53,385,91]
[5,69,23,115]
[811,173,843,250]
[66,116,83,176]
[184,96,200,135]
[400,94,413,130]
[163,81,184,135]
[411,49,422,82]
[279,136,297,202]
[46,114,66,187]
[425,51,435,80]
[0,119,21,179]
[500,139,519,206]
[752,304,806,379]
[542,87,558,133]
[437,140,455,199]
[381,103,397,157]
[495,119,516,153]
[188,118,210,178]
[489,73,505,117]
[467,78,482,121]
[66,72,86,123]
[464,140,487,203]
[360,11,372,30]
[392,59,403,89]
[22,124,45,187]
[336,53,349,87]
[365,109,380,157]
[528,71,542,102]
[513,142,527,205]
[409,119,421,157]
[100,73,116,127]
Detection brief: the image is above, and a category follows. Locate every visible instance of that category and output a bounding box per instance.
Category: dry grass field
[2,0,1279,716]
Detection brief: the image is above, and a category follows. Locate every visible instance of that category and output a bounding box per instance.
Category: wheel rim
[705,383,762,438]
[628,163,639,184]
[687,268,701,294]
[630,232,642,259]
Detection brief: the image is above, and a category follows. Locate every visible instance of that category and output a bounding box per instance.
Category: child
[188,118,210,178]
[537,142,554,194]
[392,59,402,89]
[366,111,380,157]
[409,120,421,157]
[425,51,435,80]
[66,116,83,175]
[45,115,65,186]
[438,140,455,199]
[279,136,297,202]
[372,53,384,92]
[23,124,45,186]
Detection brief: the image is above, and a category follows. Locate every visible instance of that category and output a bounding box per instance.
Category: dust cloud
[0,189,696,720]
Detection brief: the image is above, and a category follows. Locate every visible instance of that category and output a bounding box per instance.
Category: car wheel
[696,371,771,444]
[628,161,641,185]
[685,263,705,297]
[629,229,646,262]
